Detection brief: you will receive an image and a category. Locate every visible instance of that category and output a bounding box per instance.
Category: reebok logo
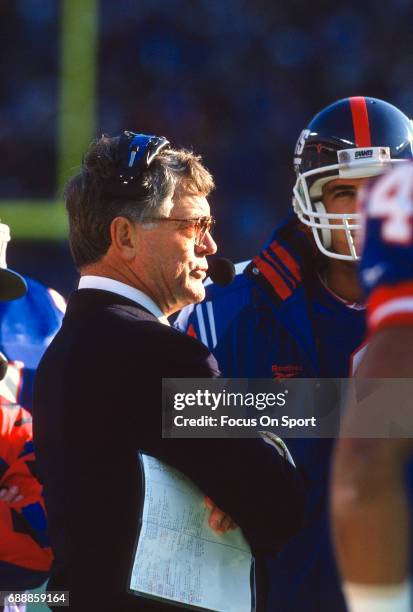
[272,364,302,379]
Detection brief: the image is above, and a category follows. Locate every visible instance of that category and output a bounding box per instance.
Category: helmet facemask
[293,146,403,261]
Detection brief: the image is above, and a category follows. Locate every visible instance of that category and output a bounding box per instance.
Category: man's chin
[192,285,206,304]
[185,282,205,305]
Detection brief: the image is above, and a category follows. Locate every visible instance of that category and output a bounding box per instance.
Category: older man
[33,132,305,611]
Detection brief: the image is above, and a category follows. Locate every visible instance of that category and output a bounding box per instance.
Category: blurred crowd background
[2,0,413,297]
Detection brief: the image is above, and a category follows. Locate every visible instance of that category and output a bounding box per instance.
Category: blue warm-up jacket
[176,214,360,612]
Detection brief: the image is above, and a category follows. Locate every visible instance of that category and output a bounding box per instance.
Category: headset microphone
[207,257,235,286]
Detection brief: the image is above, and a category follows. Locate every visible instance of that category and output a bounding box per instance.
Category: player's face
[139,190,217,315]
[322,177,368,258]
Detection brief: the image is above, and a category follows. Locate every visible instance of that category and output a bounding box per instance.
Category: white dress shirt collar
[78,275,170,326]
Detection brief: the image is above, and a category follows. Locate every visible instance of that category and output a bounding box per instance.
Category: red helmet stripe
[350,97,372,147]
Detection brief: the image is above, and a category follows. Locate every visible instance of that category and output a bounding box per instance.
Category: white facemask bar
[293,155,407,261]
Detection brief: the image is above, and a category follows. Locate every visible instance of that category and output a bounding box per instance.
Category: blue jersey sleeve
[359,162,413,295]
[0,277,65,410]
[176,268,252,353]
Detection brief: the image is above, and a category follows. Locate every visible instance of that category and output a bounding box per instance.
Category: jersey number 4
[367,163,413,245]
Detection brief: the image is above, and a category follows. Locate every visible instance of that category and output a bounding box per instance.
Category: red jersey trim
[368,281,413,331]
[269,241,302,283]
[252,256,292,300]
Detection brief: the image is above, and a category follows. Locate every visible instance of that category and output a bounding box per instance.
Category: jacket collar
[245,214,321,375]
[78,276,170,325]
[246,213,320,305]
[65,288,159,323]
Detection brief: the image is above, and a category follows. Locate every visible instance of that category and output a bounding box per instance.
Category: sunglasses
[145,216,216,246]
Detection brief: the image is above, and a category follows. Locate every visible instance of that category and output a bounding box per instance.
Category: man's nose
[197,231,217,256]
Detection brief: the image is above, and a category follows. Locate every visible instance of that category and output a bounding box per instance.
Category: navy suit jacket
[33,289,305,611]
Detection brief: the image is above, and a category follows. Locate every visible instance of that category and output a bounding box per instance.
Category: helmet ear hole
[314,201,331,248]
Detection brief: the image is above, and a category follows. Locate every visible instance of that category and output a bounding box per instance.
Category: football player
[0,222,65,596]
[176,96,413,611]
[331,161,413,612]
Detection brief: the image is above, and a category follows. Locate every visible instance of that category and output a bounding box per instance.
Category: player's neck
[324,259,363,303]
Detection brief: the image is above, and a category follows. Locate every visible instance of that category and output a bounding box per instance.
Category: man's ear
[109,216,138,261]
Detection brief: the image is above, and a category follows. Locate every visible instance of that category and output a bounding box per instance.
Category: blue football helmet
[293,96,413,260]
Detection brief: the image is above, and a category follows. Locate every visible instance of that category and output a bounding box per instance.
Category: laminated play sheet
[129,453,254,611]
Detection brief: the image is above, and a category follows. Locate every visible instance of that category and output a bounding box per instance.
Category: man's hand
[204,496,237,534]
[0,484,23,504]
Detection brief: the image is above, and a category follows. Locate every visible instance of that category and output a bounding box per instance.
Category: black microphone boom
[207,257,236,286]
